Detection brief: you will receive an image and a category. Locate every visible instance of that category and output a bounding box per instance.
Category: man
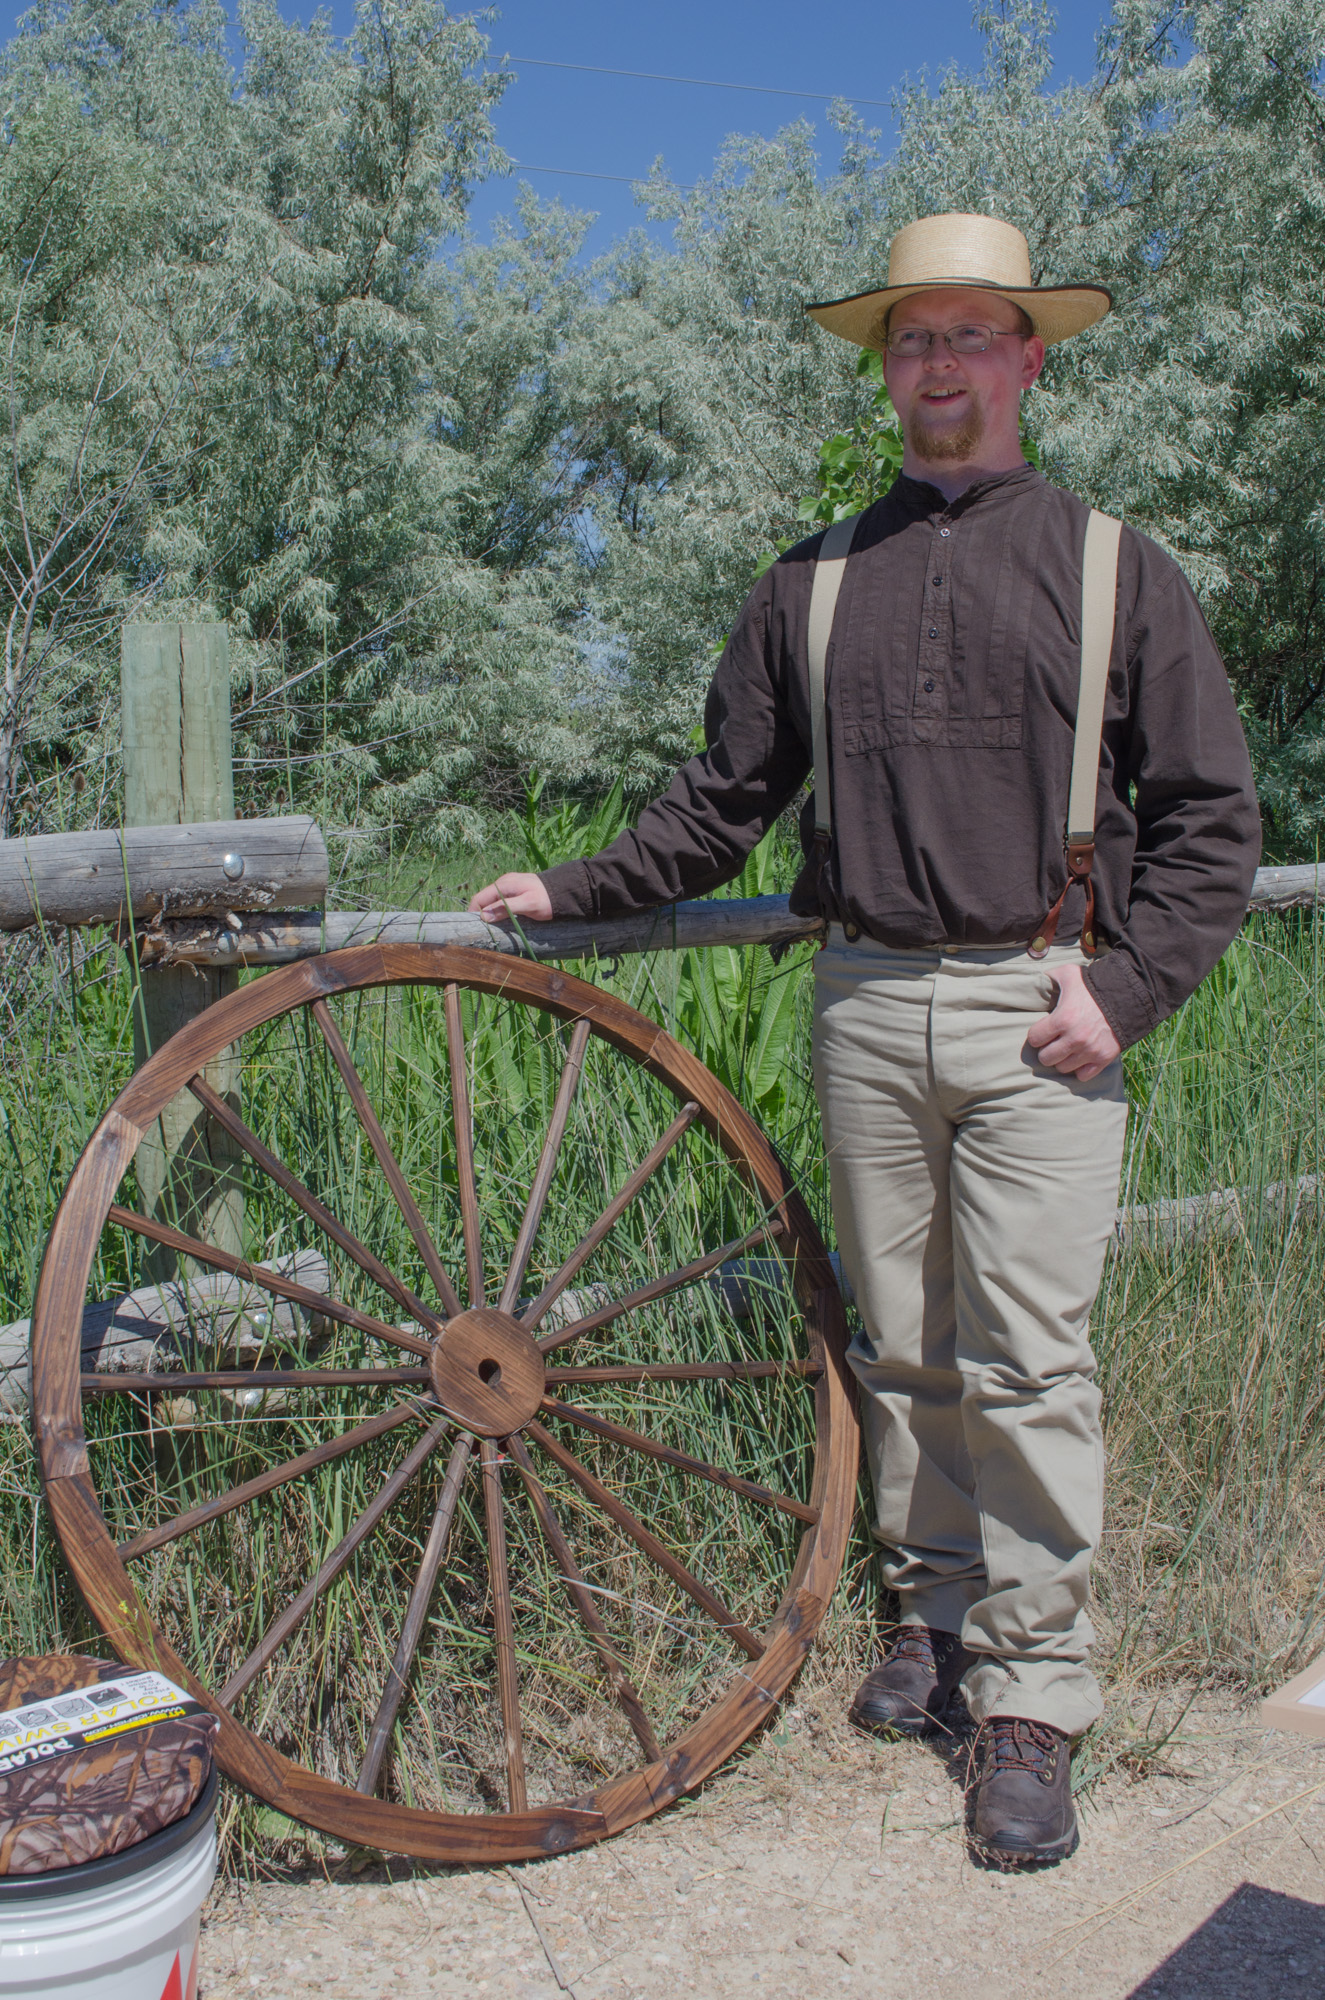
[471,213,1261,1866]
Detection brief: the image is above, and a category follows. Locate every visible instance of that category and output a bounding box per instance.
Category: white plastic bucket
[0,1768,217,1999]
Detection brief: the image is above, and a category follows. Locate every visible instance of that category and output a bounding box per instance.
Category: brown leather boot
[848,1624,975,1738]
[971,1717,1078,1866]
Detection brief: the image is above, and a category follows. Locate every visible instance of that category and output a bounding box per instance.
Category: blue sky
[2,0,1112,257]
[461,0,1108,255]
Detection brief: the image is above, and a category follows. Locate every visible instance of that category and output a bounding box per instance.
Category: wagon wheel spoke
[535,1221,779,1357]
[357,1432,474,1797]
[84,1367,431,1397]
[540,1396,819,1524]
[519,1101,701,1335]
[188,1073,443,1334]
[119,1402,423,1559]
[311,997,464,1320]
[498,1017,592,1315]
[106,1205,432,1359]
[481,1439,528,1810]
[506,1432,662,1763]
[219,1414,452,1708]
[545,1361,822,1387]
[525,1418,764,1662]
[443,983,484,1309]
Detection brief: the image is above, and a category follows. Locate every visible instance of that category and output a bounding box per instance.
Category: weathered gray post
[121,624,243,1274]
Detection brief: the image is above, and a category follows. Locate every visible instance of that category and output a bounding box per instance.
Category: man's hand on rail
[1025,963,1122,1081]
[469,873,554,924]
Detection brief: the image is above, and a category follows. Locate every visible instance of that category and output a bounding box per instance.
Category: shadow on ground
[1128,1884,1325,1996]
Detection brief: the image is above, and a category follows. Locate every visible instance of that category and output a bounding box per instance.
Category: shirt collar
[893,459,1043,517]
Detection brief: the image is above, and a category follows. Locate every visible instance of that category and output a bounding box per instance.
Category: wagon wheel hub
[430,1306,547,1436]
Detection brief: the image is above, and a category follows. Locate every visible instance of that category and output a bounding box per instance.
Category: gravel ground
[200,1696,1325,2000]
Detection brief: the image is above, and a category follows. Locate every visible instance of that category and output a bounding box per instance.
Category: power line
[512,162,642,186]
[507,54,890,108]
[511,162,698,192]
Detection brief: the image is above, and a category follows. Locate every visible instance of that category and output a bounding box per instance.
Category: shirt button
[933,576,942,585]
[928,627,938,638]
[939,527,951,537]
[844,921,860,941]
[923,679,935,692]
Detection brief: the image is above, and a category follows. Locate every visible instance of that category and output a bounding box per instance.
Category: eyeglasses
[884,324,1025,358]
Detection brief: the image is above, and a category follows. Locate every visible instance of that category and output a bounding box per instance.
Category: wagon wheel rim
[32,944,857,1865]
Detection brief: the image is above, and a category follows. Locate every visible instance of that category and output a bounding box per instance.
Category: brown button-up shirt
[541,464,1262,1050]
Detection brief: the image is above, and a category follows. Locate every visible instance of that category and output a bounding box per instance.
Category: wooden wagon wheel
[31,944,857,1865]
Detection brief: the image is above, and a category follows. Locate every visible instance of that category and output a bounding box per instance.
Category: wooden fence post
[122,624,243,1277]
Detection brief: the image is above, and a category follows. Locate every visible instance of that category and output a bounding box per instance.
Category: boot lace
[983,1718,1062,1781]
[887,1626,948,1669]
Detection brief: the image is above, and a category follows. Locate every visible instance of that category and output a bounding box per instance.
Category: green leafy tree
[0,0,601,852]
[7,0,1325,859]
[741,351,904,587]
[556,116,896,792]
[795,350,906,531]
[0,54,239,833]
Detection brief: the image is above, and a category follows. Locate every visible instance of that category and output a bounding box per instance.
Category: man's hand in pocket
[1025,963,1121,1081]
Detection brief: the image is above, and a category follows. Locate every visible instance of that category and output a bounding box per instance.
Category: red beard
[909,395,985,463]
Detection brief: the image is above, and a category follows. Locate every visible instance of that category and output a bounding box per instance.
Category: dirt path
[200,1695,1325,2000]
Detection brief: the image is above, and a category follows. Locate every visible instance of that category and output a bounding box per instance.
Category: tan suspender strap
[807,513,861,842]
[1029,505,1123,958]
[1069,508,1123,843]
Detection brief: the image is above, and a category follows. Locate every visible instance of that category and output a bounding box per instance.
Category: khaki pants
[812,932,1128,1737]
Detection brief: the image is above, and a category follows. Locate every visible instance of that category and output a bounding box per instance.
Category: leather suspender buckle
[1066,835,1098,957]
[1031,835,1099,960]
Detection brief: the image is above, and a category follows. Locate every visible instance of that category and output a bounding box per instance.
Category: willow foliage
[5,0,1325,853]
[0,0,595,848]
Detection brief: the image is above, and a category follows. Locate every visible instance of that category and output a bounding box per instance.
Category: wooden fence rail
[0,817,326,932]
[137,865,1323,969]
[133,892,820,966]
[1,833,1320,965]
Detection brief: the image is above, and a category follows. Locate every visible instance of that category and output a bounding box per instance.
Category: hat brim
[805,278,1112,349]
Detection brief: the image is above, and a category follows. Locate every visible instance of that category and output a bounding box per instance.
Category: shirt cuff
[1083,950,1159,1053]
[539,858,595,919]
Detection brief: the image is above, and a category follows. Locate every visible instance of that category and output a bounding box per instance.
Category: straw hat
[807,213,1111,349]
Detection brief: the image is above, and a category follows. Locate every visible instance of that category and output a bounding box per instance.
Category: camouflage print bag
[0,1656,218,1876]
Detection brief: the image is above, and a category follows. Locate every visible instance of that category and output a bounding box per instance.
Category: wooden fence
[1,833,1319,965]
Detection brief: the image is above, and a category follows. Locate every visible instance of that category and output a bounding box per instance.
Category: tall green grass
[1,812,1322,1848]
[1094,911,1325,1693]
